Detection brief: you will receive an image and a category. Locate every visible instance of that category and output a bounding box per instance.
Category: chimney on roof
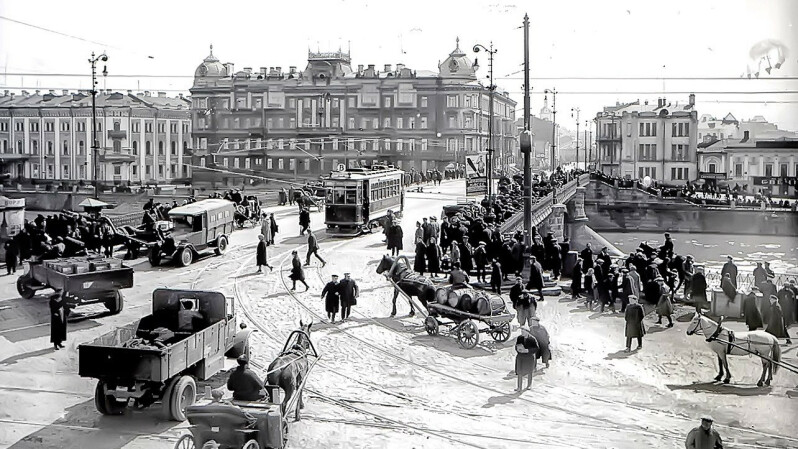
[289,66,296,74]
[357,64,364,72]
[144,91,151,97]
[158,92,166,98]
[22,90,29,96]
[742,130,750,142]
[260,67,267,77]
[48,89,55,95]
[127,90,132,94]
[35,90,40,95]
[689,93,695,106]
[384,64,392,72]
[224,62,234,75]
[178,93,183,99]
[397,63,405,71]
[275,67,282,74]
[62,89,69,95]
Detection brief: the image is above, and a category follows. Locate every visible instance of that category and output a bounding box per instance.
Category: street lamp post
[584,120,589,170]
[571,107,580,169]
[544,89,557,172]
[89,51,108,199]
[473,42,496,201]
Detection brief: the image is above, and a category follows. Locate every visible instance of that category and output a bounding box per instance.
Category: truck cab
[150,199,236,267]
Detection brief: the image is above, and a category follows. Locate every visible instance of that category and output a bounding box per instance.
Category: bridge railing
[499,174,589,234]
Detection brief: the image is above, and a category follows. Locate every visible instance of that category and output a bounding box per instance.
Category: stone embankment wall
[584,180,798,236]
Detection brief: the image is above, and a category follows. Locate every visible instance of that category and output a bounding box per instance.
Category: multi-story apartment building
[595,96,698,183]
[0,90,191,185]
[188,41,517,186]
[698,113,739,142]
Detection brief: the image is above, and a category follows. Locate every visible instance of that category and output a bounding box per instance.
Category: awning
[78,198,112,209]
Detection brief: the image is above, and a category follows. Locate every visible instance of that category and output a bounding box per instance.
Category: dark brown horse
[267,321,313,421]
[376,255,436,317]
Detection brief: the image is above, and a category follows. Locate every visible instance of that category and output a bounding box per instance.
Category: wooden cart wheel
[489,321,511,343]
[457,320,479,349]
[173,434,196,449]
[242,440,260,449]
[16,275,35,299]
[94,380,127,415]
[424,316,439,336]
[177,247,193,267]
[103,290,124,314]
[168,376,196,421]
[215,235,228,255]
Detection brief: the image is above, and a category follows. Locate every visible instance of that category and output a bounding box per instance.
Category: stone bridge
[500,173,591,242]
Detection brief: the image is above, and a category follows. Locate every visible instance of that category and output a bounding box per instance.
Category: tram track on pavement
[296,237,798,449]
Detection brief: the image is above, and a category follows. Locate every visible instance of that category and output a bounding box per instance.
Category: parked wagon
[16,255,133,314]
[423,285,514,349]
[78,288,252,421]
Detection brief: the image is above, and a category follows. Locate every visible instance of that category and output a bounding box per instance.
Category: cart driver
[227,355,267,401]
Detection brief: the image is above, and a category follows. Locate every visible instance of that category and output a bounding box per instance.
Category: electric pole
[522,14,532,246]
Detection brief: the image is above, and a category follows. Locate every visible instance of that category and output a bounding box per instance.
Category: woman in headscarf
[654,277,674,327]
[426,237,442,277]
[689,266,708,312]
[764,295,792,344]
[514,326,539,391]
[721,272,737,301]
[742,288,764,331]
[413,240,427,275]
[256,234,273,273]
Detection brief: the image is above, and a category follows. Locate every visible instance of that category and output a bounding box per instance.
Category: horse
[266,320,313,421]
[686,312,781,387]
[376,254,436,317]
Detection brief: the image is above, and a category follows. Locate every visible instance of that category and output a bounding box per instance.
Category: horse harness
[706,324,736,355]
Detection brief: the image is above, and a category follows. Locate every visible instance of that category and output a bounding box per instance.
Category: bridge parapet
[500,173,590,234]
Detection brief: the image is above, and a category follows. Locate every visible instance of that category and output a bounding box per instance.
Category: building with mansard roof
[0,90,191,185]
[188,39,517,187]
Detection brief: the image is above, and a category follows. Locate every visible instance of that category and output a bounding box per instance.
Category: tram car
[321,165,404,236]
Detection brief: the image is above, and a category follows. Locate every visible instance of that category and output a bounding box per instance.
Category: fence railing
[703,270,796,291]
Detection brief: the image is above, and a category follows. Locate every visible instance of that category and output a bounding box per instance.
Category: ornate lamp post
[544,88,558,172]
[473,42,496,200]
[89,51,108,199]
[571,107,580,169]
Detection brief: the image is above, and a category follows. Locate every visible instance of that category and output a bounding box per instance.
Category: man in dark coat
[289,250,309,291]
[752,262,768,290]
[550,241,562,279]
[510,239,524,277]
[529,317,551,368]
[624,295,645,352]
[515,328,539,391]
[500,240,515,279]
[473,241,489,283]
[760,279,777,305]
[426,238,442,277]
[526,256,545,301]
[321,274,341,323]
[298,207,311,235]
[439,217,451,252]
[490,259,503,294]
[338,273,359,322]
[690,267,708,311]
[387,222,404,256]
[421,217,432,244]
[742,289,764,331]
[50,292,67,350]
[305,230,326,267]
[721,273,737,301]
[509,276,524,309]
[619,268,634,312]
[654,277,674,327]
[4,238,19,274]
[256,234,273,273]
[269,213,278,245]
[764,295,792,343]
[413,241,427,274]
[720,256,738,289]
[571,257,583,299]
[777,286,796,327]
[227,355,266,401]
[685,416,723,449]
[459,241,474,274]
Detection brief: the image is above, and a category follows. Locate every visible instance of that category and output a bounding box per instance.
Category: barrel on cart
[16,256,133,314]
[426,285,514,349]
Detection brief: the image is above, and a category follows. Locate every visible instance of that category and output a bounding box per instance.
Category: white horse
[686,312,781,387]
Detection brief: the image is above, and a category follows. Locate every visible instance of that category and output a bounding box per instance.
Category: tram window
[326,190,333,202]
[334,188,346,204]
[346,187,357,204]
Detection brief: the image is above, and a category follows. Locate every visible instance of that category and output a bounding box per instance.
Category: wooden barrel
[435,288,449,305]
[489,296,505,313]
[458,294,474,313]
[475,296,491,315]
[446,291,460,308]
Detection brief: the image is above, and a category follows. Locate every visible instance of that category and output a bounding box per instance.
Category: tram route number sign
[336,163,346,172]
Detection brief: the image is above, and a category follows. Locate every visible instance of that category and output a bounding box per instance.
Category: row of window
[370,178,401,202]
[2,139,188,156]
[732,163,798,177]
[0,119,189,134]
[20,163,188,179]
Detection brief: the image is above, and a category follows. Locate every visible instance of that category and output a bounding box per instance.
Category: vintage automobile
[78,288,253,421]
[149,199,236,267]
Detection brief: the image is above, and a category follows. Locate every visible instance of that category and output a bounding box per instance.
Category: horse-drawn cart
[424,285,514,349]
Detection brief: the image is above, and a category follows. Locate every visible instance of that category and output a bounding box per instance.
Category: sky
[1,0,796,132]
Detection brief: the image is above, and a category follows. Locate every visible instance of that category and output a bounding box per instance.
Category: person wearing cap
[338,273,359,322]
[685,415,723,449]
[227,355,266,401]
[721,273,737,302]
[529,317,551,368]
[655,276,674,327]
[776,283,796,328]
[720,256,738,289]
[571,256,584,300]
[619,268,634,312]
[490,258,503,294]
[429,216,440,243]
[526,256,545,302]
[682,255,696,298]
[690,266,709,312]
[448,262,470,288]
[473,241,489,284]
[660,232,674,260]
[509,276,524,309]
[177,299,204,332]
[321,274,341,323]
[624,295,645,352]
[514,326,539,391]
[421,217,433,244]
[742,287,764,331]
[764,294,791,343]
[426,237,442,277]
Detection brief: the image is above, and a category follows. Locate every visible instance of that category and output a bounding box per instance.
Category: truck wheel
[177,247,193,267]
[242,440,260,449]
[215,235,228,255]
[173,434,196,449]
[168,376,196,421]
[94,381,127,415]
[103,291,124,314]
[16,275,35,299]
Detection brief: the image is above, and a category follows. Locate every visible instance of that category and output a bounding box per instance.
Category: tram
[321,165,405,236]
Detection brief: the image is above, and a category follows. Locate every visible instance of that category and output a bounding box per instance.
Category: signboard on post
[753,176,797,186]
[465,152,488,195]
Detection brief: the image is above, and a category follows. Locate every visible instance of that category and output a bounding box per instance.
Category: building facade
[595,96,698,183]
[188,41,517,187]
[0,90,192,185]
[697,113,739,142]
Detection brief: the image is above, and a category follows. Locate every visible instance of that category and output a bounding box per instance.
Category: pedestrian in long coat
[413,241,427,274]
[526,256,544,301]
[387,223,404,256]
[256,235,273,273]
[269,213,278,244]
[764,295,792,342]
[580,243,594,273]
[529,317,551,368]
[624,295,645,352]
[460,241,474,274]
[571,258,583,299]
[500,241,514,279]
[654,277,674,327]
[721,273,737,301]
[620,269,634,312]
[289,251,309,291]
[515,328,538,391]
[777,286,796,327]
[742,291,764,331]
[490,259,503,294]
[584,268,595,310]
[321,275,341,323]
[450,241,461,268]
[426,238,442,277]
[338,273,359,321]
[49,293,67,350]
[4,239,19,274]
[721,256,738,288]
[260,217,272,246]
[690,268,708,311]
[473,242,488,282]
[414,222,424,245]
[298,208,310,235]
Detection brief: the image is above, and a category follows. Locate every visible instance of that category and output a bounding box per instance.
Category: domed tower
[438,37,477,83]
[194,45,228,87]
